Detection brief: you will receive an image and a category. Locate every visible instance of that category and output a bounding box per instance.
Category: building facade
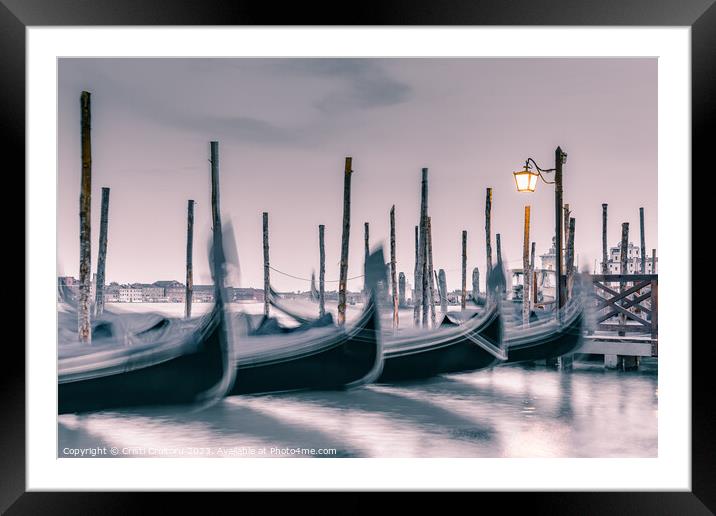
[142,286,165,302]
[118,287,143,303]
[602,242,657,274]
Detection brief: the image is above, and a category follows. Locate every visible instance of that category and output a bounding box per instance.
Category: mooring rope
[268,266,364,283]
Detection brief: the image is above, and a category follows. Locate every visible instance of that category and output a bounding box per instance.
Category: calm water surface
[58,360,657,458]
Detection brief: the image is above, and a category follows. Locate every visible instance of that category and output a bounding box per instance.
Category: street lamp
[512,164,540,192]
[513,147,568,316]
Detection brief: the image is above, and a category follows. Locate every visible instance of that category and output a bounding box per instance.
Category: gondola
[377,302,505,382]
[58,233,236,414]
[228,292,383,395]
[503,298,585,363]
[59,299,235,414]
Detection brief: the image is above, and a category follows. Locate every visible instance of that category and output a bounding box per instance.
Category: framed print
[6,0,711,511]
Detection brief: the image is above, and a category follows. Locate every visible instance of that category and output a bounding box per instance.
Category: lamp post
[513,146,567,316]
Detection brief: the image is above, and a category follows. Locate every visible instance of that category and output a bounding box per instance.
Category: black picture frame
[6,0,710,511]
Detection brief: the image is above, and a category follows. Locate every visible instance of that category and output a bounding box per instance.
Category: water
[58,361,657,458]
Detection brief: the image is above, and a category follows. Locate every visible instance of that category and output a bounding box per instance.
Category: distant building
[104,282,121,303]
[153,280,184,302]
[193,285,214,303]
[539,237,558,271]
[142,286,165,302]
[153,280,183,289]
[231,287,264,302]
[165,287,185,303]
[119,287,143,303]
[602,242,657,274]
[104,289,120,303]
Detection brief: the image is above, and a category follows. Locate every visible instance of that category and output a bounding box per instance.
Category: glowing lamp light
[513,166,539,192]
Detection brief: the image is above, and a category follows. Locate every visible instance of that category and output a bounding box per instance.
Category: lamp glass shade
[513,168,539,192]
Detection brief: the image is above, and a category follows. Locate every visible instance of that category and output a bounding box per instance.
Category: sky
[57,58,657,292]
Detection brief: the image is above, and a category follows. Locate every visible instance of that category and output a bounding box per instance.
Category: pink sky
[57,58,657,291]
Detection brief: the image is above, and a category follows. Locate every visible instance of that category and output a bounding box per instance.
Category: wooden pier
[578,273,659,369]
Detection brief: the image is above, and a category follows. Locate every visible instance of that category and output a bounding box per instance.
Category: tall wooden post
[78,91,92,344]
[426,217,436,327]
[652,248,657,274]
[566,217,576,300]
[619,222,629,336]
[619,223,629,274]
[390,206,399,329]
[522,206,531,326]
[554,147,565,311]
[562,204,571,272]
[530,241,537,305]
[639,207,646,273]
[398,272,406,307]
[418,168,429,327]
[495,233,502,263]
[413,224,420,323]
[318,224,326,317]
[485,187,493,282]
[209,140,223,277]
[337,157,353,326]
[364,222,370,293]
[472,267,480,305]
[263,212,270,317]
[210,141,221,236]
[495,233,506,294]
[94,187,110,318]
[461,230,467,310]
[602,203,608,274]
[438,269,448,314]
[185,199,194,319]
[651,277,658,339]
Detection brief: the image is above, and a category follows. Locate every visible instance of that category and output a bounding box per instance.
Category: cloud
[271,58,412,113]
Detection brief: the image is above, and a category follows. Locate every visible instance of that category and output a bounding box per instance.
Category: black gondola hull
[229,303,382,395]
[378,307,504,383]
[505,310,585,363]
[59,306,231,414]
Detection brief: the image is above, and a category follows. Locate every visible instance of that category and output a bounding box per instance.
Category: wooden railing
[590,274,658,339]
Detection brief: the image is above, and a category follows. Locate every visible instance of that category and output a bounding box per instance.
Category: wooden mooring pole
[78,91,92,344]
[530,241,537,305]
[185,199,194,319]
[390,206,399,329]
[472,267,480,305]
[495,233,503,293]
[364,222,370,293]
[438,269,448,314]
[398,272,406,308]
[619,222,629,336]
[426,216,436,327]
[485,187,493,285]
[413,224,420,323]
[522,206,531,326]
[95,187,110,318]
[209,140,222,263]
[562,204,571,272]
[601,203,608,274]
[318,224,326,317]
[495,233,502,264]
[337,157,353,326]
[418,168,429,327]
[263,212,270,317]
[566,217,576,299]
[461,230,467,310]
[640,207,646,273]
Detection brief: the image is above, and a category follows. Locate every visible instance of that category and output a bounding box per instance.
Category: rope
[269,266,364,283]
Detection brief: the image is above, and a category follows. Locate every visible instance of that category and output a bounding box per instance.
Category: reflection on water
[58,361,657,458]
